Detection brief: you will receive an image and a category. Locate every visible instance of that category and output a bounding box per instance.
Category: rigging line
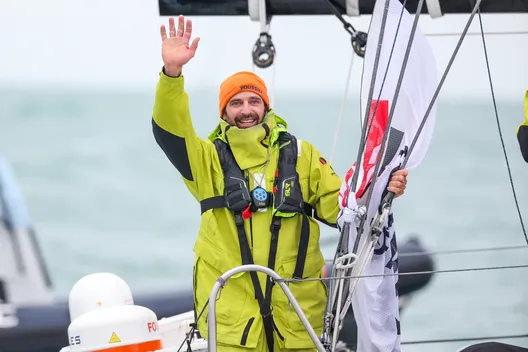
[361,0,407,139]
[354,0,423,243]
[329,52,355,165]
[320,235,528,257]
[398,244,528,258]
[347,0,391,196]
[355,0,406,162]
[328,0,396,296]
[401,0,481,168]
[354,0,402,169]
[328,0,384,166]
[324,0,358,36]
[345,0,406,219]
[426,30,528,37]
[336,2,417,319]
[276,263,528,283]
[401,333,528,346]
[177,299,209,352]
[327,7,405,320]
[477,9,528,246]
[358,5,379,132]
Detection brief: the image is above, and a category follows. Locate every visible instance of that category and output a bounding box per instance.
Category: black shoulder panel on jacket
[518,125,528,163]
[152,118,194,181]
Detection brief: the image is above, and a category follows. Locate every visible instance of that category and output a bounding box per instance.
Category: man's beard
[234,112,260,128]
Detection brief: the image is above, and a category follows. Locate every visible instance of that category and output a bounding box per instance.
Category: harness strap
[234,211,276,352]
[197,132,315,351]
[201,197,315,216]
[200,196,224,215]
[294,211,310,279]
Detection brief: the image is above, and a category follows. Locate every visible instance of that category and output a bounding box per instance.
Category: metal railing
[206,264,327,352]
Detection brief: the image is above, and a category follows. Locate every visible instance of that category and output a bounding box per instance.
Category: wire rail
[320,237,528,258]
[207,264,327,352]
[426,30,528,37]
[204,264,528,351]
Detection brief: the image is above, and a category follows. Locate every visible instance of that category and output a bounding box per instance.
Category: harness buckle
[251,186,272,209]
[235,213,246,225]
[269,217,282,236]
[242,187,273,219]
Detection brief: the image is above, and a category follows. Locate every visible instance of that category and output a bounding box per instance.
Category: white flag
[337,0,438,351]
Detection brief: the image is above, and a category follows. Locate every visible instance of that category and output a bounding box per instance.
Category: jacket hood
[207,109,289,170]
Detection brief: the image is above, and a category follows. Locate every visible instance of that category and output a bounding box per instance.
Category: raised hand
[160,15,200,77]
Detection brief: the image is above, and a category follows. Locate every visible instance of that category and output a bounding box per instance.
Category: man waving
[152,15,409,352]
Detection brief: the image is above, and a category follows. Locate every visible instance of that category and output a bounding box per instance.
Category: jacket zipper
[272,318,285,341]
[240,317,255,346]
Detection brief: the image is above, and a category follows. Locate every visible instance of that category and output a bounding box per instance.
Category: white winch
[59,272,208,352]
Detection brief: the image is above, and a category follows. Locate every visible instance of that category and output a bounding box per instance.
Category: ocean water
[1,87,527,351]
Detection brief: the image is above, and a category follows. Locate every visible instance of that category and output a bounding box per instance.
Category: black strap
[303,203,313,216]
[202,196,316,218]
[261,217,282,351]
[234,212,276,352]
[293,211,310,279]
[304,202,338,229]
[200,196,225,214]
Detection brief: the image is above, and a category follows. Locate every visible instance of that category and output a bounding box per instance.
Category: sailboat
[0,151,434,352]
[149,1,528,351]
[2,0,527,352]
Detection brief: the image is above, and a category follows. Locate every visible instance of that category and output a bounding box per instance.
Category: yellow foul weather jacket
[152,71,342,349]
[517,90,528,163]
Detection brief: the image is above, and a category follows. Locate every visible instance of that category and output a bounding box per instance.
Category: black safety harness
[200,131,312,351]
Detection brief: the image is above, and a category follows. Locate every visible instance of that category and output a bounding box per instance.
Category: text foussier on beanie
[218,71,270,117]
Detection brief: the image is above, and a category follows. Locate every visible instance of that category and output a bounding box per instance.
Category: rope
[177,299,209,352]
[401,0,481,168]
[275,263,528,283]
[320,235,528,257]
[350,0,425,274]
[426,30,528,37]
[329,52,355,165]
[476,9,528,246]
[399,244,528,258]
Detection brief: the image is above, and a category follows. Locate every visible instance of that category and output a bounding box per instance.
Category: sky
[0,0,527,102]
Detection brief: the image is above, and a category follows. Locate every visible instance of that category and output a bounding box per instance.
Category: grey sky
[0,0,527,102]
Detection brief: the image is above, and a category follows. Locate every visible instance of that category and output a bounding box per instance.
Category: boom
[159,0,528,17]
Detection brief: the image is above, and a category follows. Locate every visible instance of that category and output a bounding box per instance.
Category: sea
[1,87,527,351]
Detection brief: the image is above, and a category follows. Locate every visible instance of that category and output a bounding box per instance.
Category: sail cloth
[336,0,438,351]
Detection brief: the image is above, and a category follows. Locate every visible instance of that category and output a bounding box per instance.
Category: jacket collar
[208,110,288,170]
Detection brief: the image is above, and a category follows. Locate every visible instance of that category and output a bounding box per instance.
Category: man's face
[222,91,266,129]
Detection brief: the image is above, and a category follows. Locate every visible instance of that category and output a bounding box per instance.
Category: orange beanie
[218,71,270,116]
